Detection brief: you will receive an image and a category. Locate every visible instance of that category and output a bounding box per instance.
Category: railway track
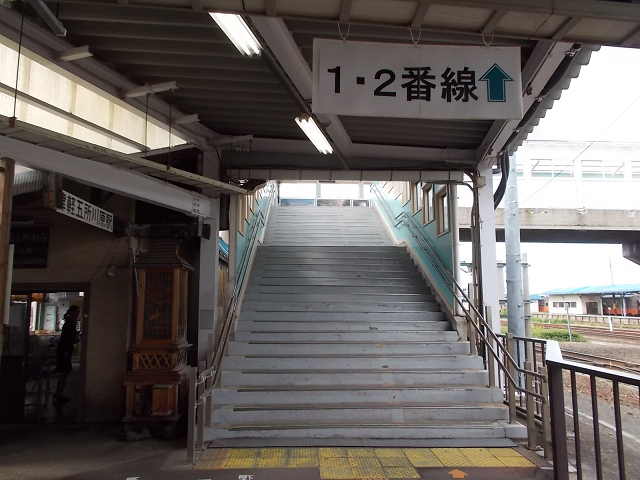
[561,349,640,375]
[532,322,640,341]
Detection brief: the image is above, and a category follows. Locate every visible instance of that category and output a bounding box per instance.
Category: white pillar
[450,184,461,315]
[477,165,501,333]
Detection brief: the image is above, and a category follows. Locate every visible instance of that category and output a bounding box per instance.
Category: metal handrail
[371,183,546,411]
[187,181,277,460]
[201,181,277,391]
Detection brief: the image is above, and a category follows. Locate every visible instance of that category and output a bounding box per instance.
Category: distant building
[542,284,640,316]
[530,294,547,314]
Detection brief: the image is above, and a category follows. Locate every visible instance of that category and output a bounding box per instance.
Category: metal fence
[547,341,640,480]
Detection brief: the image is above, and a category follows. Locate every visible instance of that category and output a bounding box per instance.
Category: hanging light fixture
[295,115,333,155]
[209,13,262,56]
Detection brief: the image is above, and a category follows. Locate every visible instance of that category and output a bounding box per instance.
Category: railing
[371,182,548,454]
[534,313,640,327]
[547,340,640,480]
[186,181,277,463]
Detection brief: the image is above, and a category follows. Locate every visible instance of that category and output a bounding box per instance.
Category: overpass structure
[459,140,640,250]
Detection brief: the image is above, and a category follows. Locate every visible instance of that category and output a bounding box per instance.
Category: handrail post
[547,362,569,479]
[525,359,536,449]
[506,333,517,424]
[196,360,206,451]
[186,366,197,464]
[468,283,478,356]
[539,365,552,460]
[486,306,496,388]
[206,333,214,427]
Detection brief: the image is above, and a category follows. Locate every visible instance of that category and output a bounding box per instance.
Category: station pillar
[196,151,221,362]
[477,165,501,333]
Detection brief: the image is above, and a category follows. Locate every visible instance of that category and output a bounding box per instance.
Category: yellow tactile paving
[384,466,421,478]
[290,447,318,457]
[348,448,376,457]
[353,466,387,477]
[431,448,475,467]
[223,457,255,469]
[320,457,351,468]
[402,448,444,468]
[256,456,286,468]
[378,456,414,467]
[349,456,382,468]
[319,447,347,458]
[488,448,536,467]
[496,456,536,467]
[195,446,538,477]
[375,448,406,458]
[320,464,355,479]
[489,447,527,457]
[259,447,287,458]
[460,447,508,467]
[287,456,319,468]
[403,448,444,467]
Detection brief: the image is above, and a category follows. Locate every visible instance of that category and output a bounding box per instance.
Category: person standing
[53,305,80,405]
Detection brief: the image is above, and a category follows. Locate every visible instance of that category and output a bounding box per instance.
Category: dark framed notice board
[10,225,50,269]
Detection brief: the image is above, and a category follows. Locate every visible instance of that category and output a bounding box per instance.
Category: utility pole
[504,153,525,339]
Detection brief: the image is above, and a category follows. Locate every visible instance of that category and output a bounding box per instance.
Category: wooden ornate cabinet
[124,240,191,428]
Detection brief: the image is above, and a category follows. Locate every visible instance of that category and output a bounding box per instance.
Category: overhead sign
[58,190,114,232]
[313,39,523,120]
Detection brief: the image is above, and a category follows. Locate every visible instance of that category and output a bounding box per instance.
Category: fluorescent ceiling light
[209,13,261,56]
[295,115,333,155]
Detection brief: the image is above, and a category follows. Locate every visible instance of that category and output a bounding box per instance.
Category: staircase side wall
[373,182,455,311]
[235,185,275,274]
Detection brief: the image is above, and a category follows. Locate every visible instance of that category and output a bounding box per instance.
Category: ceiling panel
[0,0,619,179]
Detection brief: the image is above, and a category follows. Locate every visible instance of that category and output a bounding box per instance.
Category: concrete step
[258,246,402,253]
[249,270,423,279]
[220,370,489,387]
[252,263,414,272]
[253,257,414,266]
[233,331,458,342]
[238,311,446,321]
[212,404,508,423]
[221,355,484,371]
[212,385,503,405]
[258,250,410,259]
[248,277,427,287]
[240,301,442,312]
[227,341,470,356]
[235,321,450,332]
[242,293,436,303]
[246,284,429,294]
[207,422,525,440]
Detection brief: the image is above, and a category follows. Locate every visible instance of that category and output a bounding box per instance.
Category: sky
[474,46,640,294]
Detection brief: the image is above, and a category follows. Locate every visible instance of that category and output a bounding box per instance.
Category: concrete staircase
[209,206,522,443]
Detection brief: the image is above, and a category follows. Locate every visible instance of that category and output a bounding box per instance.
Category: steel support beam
[250,17,353,158]
[0,135,212,217]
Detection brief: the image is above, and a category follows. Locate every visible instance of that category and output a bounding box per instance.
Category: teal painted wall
[236,188,272,275]
[374,182,454,308]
